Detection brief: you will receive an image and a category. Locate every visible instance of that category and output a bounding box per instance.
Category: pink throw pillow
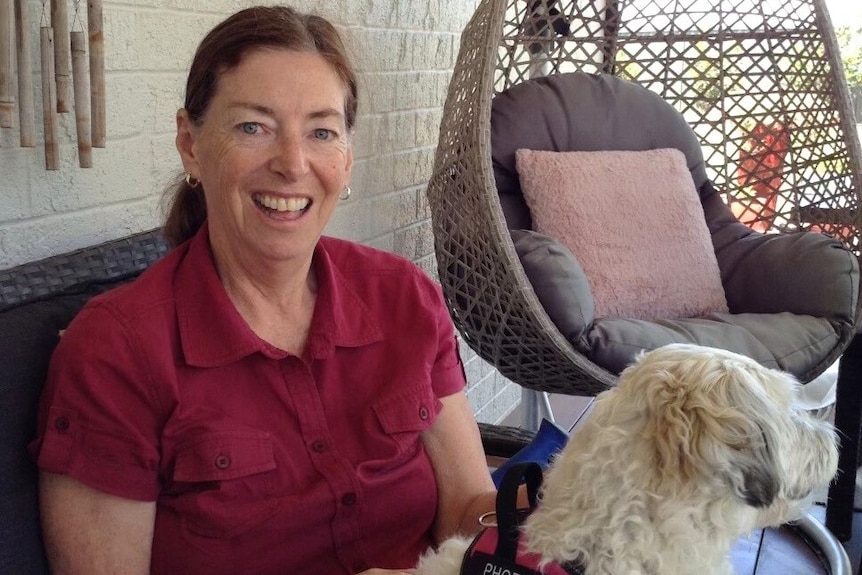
[515,148,728,321]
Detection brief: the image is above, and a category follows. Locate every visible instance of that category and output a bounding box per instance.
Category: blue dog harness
[459,463,584,575]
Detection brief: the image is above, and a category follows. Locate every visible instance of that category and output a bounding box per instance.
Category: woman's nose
[270,134,309,177]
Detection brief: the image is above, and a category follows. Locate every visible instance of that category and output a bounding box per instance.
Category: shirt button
[418,405,429,420]
[54,417,70,433]
[341,492,357,507]
[214,454,231,470]
[311,440,326,453]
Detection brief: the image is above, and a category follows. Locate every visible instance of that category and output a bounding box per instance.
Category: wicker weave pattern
[494,0,862,244]
[0,229,169,310]
[427,0,862,395]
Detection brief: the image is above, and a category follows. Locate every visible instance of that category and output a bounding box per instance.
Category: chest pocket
[372,384,439,452]
[169,430,279,539]
[173,430,276,483]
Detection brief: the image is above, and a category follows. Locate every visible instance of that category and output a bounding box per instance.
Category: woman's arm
[40,472,156,575]
[422,391,497,543]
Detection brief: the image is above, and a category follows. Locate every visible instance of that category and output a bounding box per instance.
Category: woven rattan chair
[427,0,862,541]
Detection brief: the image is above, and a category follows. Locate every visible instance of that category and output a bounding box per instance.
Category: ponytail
[163,175,207,247]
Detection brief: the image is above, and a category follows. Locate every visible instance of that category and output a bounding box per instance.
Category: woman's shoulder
[81,242,189,322]
[317,237,443,306]
[318,236,428,278]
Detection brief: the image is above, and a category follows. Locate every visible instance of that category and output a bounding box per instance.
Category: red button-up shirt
[32,224,467,574]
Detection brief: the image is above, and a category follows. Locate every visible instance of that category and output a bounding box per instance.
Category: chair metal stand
[520,389,556,432]
[827,333,862,542]
[793,512,852,574]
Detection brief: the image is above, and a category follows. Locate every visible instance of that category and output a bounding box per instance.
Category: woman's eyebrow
[308,108,345,122]
[226,102,344,121]
[226,102,274,115]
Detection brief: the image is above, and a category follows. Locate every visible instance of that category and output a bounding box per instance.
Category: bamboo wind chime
[51,0,70,114]
[15,0,35,146]
[1,0,105,169]
[88,0,103,148]
[1,0,14,129]
[69,1,91,166]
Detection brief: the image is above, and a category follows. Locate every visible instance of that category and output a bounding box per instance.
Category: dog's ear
[640,363,730,489]
[641,358,781,506]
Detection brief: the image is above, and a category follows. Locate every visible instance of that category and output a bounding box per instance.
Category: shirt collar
[305,236,384,359]
[175,225,382,367]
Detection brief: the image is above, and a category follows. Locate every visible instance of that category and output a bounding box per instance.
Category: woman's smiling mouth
[252,193,310,216]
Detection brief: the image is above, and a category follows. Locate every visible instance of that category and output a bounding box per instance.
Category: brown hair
[163,6,358,247]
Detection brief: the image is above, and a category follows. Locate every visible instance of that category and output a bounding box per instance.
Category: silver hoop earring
[185,173,201,188]
[340,186,352,201]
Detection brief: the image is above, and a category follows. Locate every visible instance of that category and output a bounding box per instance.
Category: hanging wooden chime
[50,0,71,113]
[4,0,105,167]
[15,0,36,147]
[70,29,90,167]
[87,0,103,148]
[0,0,15,128]
[40,1,59,169]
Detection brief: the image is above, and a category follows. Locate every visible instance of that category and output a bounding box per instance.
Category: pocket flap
[373,385,440,434]
[173,431,275,482]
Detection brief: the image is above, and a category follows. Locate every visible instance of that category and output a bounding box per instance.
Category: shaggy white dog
[416,343,839,575]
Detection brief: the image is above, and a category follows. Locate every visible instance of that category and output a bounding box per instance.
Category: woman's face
[176,48,353,267]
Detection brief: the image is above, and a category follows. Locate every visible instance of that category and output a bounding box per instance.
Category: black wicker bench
[0,229,169,574]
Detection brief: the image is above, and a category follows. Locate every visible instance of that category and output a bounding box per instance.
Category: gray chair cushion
[706,191,859,321]
[511,229,594,341]
[587,313,840,376]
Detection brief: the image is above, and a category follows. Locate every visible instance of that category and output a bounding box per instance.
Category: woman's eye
[314,129,332,140]
[240,122,259,135]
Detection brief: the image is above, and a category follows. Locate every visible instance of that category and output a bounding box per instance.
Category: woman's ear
[344,145,354,184]
[175,109,199,176]
[342,129,354,178]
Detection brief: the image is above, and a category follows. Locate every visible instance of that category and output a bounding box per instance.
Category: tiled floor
[501,393,862,574]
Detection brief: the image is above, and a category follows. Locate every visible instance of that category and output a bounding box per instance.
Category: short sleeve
[428,282,467,399]
[31,302,164,501]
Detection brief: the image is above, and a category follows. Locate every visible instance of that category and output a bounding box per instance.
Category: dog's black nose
[741,467,779,508]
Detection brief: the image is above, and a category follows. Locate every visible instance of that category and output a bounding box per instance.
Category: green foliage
[836,26,862,86]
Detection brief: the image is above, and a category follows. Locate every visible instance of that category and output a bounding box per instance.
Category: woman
[31,6,495,574]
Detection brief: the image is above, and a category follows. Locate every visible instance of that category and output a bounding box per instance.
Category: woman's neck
[213,244,318,355]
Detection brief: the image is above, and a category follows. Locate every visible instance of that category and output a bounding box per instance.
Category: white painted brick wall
[0,0,519,424]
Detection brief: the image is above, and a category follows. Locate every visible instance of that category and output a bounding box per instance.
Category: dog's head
[609,344,838,511]
[523,344,837,568]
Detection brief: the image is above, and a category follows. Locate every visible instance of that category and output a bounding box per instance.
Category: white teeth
[254,193,310,213]
[284,197,309,211]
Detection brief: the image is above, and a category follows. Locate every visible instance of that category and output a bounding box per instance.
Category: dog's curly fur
[416,344,839,575]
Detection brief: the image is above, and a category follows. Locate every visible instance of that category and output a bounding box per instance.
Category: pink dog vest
[459,463,583,575]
